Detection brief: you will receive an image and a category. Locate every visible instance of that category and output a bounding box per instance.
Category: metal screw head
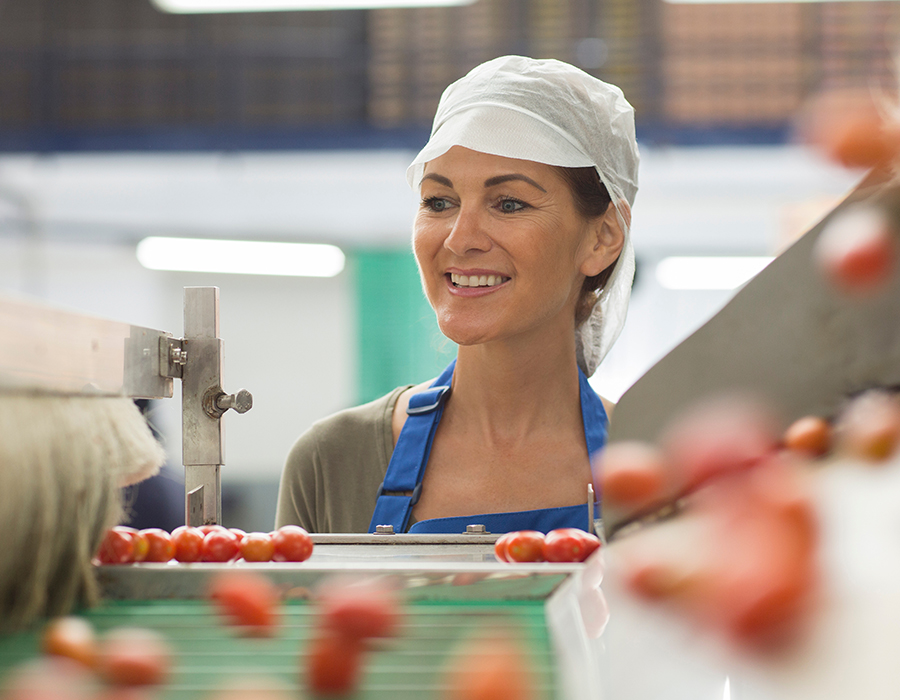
[465,524,487,534]
[375,524,395,534]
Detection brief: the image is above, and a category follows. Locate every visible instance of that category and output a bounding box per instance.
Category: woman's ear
[580,200,627,277]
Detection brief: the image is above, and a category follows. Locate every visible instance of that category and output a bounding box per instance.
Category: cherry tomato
[597,441,667,508]
[493,532,514,562]
[837,390,900,461]
[240,532,276,563]
[139,529,175,563]
[304,630,363,696]
[815,206,897,297]
[229,528,247,543]
[661,396,778,492]
[208,571,279,634]
[272,525,314,563]
[783,415,832,457]
[0,657,96,699]
[318,581,401,641]
[198,524,224,534]
[202,529,241,563]
[96,528,136,565]
[96,627,171,686]
[504,531,545,563]
[41,616,97,668]
[116,527,149,563]
[543,528,601,563]
[171,526,204,563]
[801,88,900,169]
[443,633,535,700]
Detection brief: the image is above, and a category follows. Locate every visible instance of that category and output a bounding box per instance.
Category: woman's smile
[446,269,511,296]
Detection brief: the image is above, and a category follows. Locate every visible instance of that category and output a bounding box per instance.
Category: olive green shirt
[275,386,411,533]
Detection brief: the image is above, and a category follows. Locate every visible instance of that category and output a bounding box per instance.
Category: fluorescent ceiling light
[656,256,774,290]
[137,237,345,277]
[152,0,474,12]
[666,0,891,3]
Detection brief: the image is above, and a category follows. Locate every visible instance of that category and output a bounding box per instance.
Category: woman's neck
[448,331,584,444]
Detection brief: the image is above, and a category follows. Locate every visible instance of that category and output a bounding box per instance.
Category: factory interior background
[0,0,892,532]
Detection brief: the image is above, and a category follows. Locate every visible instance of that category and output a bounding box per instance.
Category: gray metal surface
[0,294,172,399]
[180,286,253,526]
[605,171,900,535]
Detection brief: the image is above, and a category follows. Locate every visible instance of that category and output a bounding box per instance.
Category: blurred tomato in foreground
[783,415,832,457]
[442,632,536,700]
[208,570,279,635]
[41,616,97,669]
[96,628,171,687]
[837,389,900,461]
[318,579,402,641]
[304,631,363,697]
[815,206,897,297]
[596,441,667,509]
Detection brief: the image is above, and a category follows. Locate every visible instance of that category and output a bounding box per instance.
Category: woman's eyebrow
[484,174,547,192]
[421,173,453,188]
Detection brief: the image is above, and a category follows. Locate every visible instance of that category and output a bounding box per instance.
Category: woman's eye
[423,196,453,212]
[497,198,526,213]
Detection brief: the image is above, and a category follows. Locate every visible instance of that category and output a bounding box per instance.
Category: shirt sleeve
[275,427,323,532]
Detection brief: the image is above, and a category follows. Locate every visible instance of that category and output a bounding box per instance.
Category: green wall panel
[354,249,456,404]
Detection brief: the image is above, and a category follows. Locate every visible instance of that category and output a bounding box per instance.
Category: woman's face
[413,146,615,348]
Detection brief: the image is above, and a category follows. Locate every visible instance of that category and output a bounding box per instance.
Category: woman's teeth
[450,273,507,288]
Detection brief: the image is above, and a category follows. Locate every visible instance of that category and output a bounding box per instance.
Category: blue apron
[368,360,608,535]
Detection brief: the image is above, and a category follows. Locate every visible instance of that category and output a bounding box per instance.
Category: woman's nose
[444,207,492,255]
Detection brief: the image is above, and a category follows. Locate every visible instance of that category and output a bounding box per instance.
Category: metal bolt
[465,524,487,534]
[375,524,395,534]
[216,389,253,414]
[170,347,187,365]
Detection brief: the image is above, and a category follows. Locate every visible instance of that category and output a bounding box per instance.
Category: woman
[276,55,639,534]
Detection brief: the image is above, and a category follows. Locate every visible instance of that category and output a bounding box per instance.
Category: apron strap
[367,360,455,533]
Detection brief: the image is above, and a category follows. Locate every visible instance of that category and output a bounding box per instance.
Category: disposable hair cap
[407,55,640,376]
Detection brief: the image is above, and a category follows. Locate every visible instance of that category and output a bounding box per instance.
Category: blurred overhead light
[656,256,774,290]
[152,0,474,11]
[137,237,345,277]
[666,0,891,3]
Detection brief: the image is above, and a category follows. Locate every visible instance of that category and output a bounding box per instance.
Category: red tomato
[661,396,778,492]
[41,616,97,669]
[597,441,667,508]
[116,527,149,563]
[304,631,364,696]
[504,531,545,563]
[96,528,136,565]
[240,532,276,563]
[139,529,175,563]
[208,571,279,634]
[171,526,204,563]
[443,634,536,700]
[198,524,227,535]
[229,528,247,543]
[815,206,897,297]
[837,389,900,461]
[543,528,601,563]
[272,525,314,563]
[319,582,401,641]
[202,529,241,563]
[783,416,832,457]
[493,532,514,562]
[96,627,171,686]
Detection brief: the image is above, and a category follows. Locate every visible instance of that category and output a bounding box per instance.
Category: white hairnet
[407,55,639,376]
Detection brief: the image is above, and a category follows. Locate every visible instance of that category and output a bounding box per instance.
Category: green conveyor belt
[0,598,556,699]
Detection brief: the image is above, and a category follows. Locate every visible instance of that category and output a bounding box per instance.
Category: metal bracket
[159,335,186,379]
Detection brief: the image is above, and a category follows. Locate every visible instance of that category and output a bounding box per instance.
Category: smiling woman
[276,55,640,535]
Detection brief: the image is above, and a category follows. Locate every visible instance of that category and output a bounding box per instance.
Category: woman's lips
[445,271,510,296]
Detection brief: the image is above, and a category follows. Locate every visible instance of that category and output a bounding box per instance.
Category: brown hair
[554,166,619,326]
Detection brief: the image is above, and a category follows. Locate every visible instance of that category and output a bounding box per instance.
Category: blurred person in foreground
[277,55,639,534]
